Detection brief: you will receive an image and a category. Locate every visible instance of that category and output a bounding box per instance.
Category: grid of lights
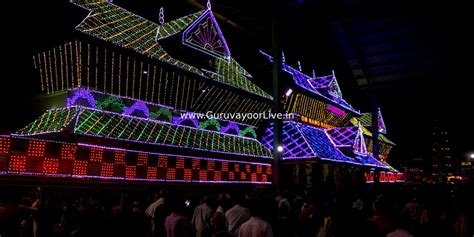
[287,94,349,128]
[72,107,271,157]
[0,136,272,184]
[259,51,358,114]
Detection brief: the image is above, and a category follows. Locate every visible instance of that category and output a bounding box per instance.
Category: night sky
[1,0,473,167]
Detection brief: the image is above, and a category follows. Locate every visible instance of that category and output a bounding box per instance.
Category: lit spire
[297,60,302,71]
[312,69,317,79]
[282,51,286,63]
[207,0,211,9]
[158,7,164,25]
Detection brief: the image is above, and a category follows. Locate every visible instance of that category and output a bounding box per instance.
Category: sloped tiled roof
[262,121,391,169]
[15,106,272,158]
[349,117,395,145]
[71,0,272,99]
[260,51,359,114]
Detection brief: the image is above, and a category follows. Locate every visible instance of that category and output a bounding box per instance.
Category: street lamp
[470,153,474,159]
[277,145,284,152]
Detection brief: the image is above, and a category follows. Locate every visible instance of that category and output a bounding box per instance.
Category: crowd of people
[0,184,472,237]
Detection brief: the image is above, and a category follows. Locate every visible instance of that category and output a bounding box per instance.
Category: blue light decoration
[326,126,358,147]
[262,121,389,168]
[172,116,199,128]
[67,88,96,107]
[262,122,314,159]
[221,122,240,135]
[182,1,231,61]
[353,122,368,156]
[378,108,387,134]
[259,51,359,115]
[122,101,150,118]
[328,70,343,99]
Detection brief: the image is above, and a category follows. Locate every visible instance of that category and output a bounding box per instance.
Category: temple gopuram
[0,0,403,187]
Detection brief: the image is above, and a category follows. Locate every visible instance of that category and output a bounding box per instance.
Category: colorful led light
[182,8,231,61]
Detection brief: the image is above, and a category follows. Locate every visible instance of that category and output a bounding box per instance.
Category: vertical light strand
[131,59,136,98]
[75,41,81,87]
[125,57,129,97]
[118,54,122,96]
[145,63,150,101]
[111,52,115,94]
[64,44,70,89]
[163,71,169,105]
[170,72,175,107]
[181,74,186,109]
[86,43,90,88]
[175,73,181,109]
[151,65,157,103]
[157,68,163,104]
[52,48,59,91]
[184,75,190,110]
[59,45,64,90]
[69,42,75,87]
[42,52,50,94]
[69,42,75,88]
[35,54,45,92]
[104,48,107,92]
[95,46,99,89]
[190,80,197,107]
[47,50,54,93]
[138,61,143,99]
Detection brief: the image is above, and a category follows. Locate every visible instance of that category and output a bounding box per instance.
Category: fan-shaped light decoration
[182,6,230,61]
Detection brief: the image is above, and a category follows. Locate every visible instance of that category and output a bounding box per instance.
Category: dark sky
[1,0,473,166]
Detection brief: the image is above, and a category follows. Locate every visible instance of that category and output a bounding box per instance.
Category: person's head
[169,196,186,215]
[248,199,265,218]
[373,198,388,216]
[201,195,209,205]
[159,189,168,198]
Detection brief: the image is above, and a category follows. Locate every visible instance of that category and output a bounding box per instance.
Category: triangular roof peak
[182,3,231,61]
[328,70,343,99]
[378,107,387,134]
[353,122,368,156]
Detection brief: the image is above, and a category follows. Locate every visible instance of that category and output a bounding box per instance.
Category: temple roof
[260,51,359,114]
[349,117,395,145]
[71,0,271,99]
[15,106,272,158]
[262,121,391,169]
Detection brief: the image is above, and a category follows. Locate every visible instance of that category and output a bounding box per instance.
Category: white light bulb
[277,146,284,152]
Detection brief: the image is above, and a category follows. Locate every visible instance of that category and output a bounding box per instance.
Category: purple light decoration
[285,88,293,97]
[78,143,271,166]
[2,171,271,185]
[326,126,357,147]
[67,89,96,107]
[70,106,272,158]
[378,108,387,134]
[172,116,199,128]
[182,9,231,60]
[122,101,150,118]
[261,122,315,159]
[353,122,368,156]
[308,75,332,88]
[221,122,240,134]
[259,51,360,115]
[328,70,343,99]
[327,105,346,116]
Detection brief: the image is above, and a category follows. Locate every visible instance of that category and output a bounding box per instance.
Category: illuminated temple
[0,0,402,185]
